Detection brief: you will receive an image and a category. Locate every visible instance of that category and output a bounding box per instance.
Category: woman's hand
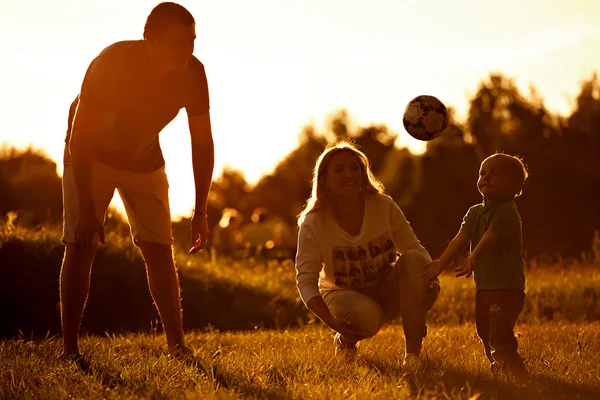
[420,278,441,310]
[306,296,365,341]
[422,259,445,282]
[329,316,365,342]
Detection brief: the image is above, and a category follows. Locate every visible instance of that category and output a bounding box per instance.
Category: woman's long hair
[297,140,384,226]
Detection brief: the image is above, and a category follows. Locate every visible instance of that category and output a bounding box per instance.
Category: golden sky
[1,0,599,218]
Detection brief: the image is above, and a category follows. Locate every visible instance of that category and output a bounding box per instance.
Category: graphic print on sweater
[331,232,397,288]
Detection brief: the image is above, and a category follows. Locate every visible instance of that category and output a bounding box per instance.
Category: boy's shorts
[61,160,174,246]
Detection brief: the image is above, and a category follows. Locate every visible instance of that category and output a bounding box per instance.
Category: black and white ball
[403,95,449,141]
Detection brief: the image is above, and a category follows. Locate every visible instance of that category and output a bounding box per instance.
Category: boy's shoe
[333,333,357,361]
[402,353,423,373]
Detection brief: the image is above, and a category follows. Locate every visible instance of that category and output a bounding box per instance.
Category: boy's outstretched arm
[456,228,498,278]
[422,228,470,281]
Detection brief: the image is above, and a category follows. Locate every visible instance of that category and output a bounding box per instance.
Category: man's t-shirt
[64,40,210,173]
[461,201,525,290]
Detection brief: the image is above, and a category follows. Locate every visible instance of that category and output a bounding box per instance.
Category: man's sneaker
[333,333,357,361]
[504,363,532,384]
[402,353,423,373]
[168,346,200,367]
[169,345,193,357]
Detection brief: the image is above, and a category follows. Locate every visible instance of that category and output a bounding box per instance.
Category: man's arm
[69,101,98,209]
[69,100,105,245]
[188,111,214,252]
[68,47,121,247]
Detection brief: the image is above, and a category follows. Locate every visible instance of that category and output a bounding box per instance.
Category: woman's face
[325,151,363,198]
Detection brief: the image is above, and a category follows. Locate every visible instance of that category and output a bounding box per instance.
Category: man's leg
[60,243,98,356]
[59,162,113,356]
[138,242,186,353]
[115,164,187,354]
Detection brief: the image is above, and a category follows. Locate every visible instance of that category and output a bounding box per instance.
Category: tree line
[1,73,598,259]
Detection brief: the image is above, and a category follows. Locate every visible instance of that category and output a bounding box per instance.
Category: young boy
[422,153,529,377]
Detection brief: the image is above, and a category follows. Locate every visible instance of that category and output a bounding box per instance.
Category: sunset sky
[1,0,599,218]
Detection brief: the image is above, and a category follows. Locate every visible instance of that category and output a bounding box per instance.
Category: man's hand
[75,209,104,250]
[422,259,445,282]
[455,255,476,278]
[189,212,209,254]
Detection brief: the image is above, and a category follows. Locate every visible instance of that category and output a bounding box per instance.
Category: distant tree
[0,147,62,225]
[352,124,397,176]
[248,125,327,225]
[566,72,600,150]
[402,108,480,257]
[560,73,600,256]
[248,111,400,227]
[208,167,252,213]
[466,72,599,257]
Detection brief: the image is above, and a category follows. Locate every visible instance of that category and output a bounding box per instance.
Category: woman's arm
[295,222,364,341]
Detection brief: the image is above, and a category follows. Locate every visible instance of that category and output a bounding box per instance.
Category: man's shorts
[62,160,174,246]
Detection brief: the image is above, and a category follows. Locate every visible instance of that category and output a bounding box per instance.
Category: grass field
[1,219,600,399]
[1,323,599,399]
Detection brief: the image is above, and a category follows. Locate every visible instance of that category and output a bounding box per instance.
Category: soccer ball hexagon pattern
[403,95,449,141]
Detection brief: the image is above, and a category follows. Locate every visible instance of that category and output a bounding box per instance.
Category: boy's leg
[60,163,114,356]
[475,291,495,366]
[488,290,526,372]
[116,166,186,354]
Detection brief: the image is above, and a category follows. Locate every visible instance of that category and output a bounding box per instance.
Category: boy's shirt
[461,200,525,290]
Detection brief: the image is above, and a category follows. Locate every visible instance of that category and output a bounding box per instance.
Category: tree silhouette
[0,147,62,225]
[1,72,598,259]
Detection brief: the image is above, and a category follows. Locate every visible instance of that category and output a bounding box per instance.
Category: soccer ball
[403,95,449,141]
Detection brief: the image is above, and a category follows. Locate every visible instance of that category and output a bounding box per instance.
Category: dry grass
[2,218,600,399]
[2,323,599,399]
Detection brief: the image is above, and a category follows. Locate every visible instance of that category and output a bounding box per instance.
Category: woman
[295,140,440,370]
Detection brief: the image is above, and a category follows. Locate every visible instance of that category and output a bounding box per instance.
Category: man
[60,2,213,360]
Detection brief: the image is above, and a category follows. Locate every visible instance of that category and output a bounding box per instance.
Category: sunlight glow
[1,0,599,218]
